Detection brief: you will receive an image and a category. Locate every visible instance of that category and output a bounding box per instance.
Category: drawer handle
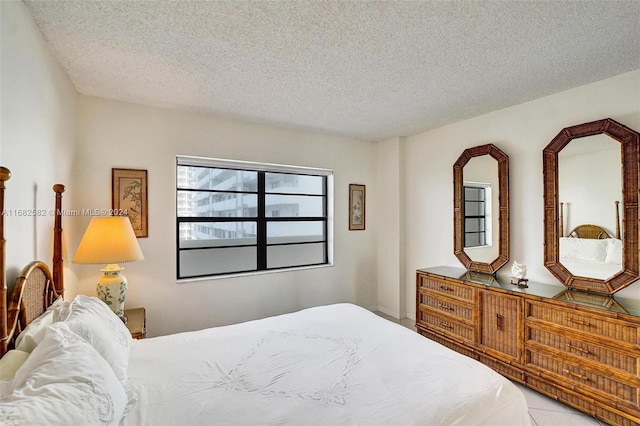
[568,317,593,327]
[439,321,453,329]
[565,343,591,355]
[439,285,454,292]
[496,314,503,330]
[563,369,589,381]
[439,304,455,311]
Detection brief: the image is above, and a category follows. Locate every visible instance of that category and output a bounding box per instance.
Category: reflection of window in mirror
[463,183,492,248]
[461,153,500,265]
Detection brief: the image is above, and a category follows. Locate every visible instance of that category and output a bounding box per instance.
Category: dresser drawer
[417,306,474,344]
[419,275,475,302]
[527,326,638,375]
[527,350,640,409]
[525,376,640,426]
[417,327,477,359]
[477,354,524,383]
[480,291,521,360]
[526,301,639,345]
[418,291,474,323]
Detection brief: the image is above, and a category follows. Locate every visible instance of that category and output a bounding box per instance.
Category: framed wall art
[349,184,365,230]
[112,168,148,238]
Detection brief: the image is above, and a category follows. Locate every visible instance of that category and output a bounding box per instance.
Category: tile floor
[513,382,608,425]
[377,313,610,425]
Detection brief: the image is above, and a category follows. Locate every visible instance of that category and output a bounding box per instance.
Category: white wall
[0,1,78,295]
[558,142,621,237]
[402,69,640,319]
[74,96,377,336]
[375,137,406,318]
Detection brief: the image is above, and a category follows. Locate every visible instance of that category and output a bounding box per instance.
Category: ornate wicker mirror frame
[454,144,509,274]
[543,118,639,294]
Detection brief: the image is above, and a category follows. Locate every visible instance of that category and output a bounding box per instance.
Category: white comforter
[124,303,530,426]
[560,257,622,280]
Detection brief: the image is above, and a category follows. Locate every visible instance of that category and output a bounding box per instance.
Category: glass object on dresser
[543,118,639,294]
[453,144,509,274]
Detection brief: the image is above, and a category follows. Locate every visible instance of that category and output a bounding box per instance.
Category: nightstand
[124,307,146,339]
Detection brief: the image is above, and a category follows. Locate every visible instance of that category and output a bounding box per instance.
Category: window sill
[176,262,334,283]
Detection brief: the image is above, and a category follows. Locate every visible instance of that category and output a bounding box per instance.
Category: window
[176,156,333,279]
[463,184,492,248]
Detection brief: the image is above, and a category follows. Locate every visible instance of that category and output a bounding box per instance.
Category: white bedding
[560,257,622,280]
[558,237,622,280]
[125,304,530,426]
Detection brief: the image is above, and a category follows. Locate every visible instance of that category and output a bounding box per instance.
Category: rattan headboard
[567,224,612,240]
[560,200,620,239]
[6,261,58,349]
[0,167,65,355]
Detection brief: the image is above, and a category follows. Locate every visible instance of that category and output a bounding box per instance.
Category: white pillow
[605,238,623,265]
[51,298,71,322]
[559,237,608,262]
[0,350,29,382]
[57,295,132,385]
[0,322,127,425]
[14,311,52,353]
[14,297,67,353]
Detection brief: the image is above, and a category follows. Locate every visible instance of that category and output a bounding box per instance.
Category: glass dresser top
[418,266,640,318]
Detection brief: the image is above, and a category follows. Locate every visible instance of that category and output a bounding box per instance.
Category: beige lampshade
[73,216,144,264]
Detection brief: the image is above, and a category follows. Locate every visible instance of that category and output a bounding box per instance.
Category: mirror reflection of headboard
[567,224,611,240]
[560,201,620,239]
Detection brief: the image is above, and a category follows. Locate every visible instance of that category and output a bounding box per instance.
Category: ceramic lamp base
[96,264,128,321]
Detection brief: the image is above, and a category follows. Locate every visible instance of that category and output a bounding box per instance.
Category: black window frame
[176,158,331,280]
[463,185,487,248]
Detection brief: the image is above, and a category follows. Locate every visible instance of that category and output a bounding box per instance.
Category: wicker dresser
[416,266,640,426]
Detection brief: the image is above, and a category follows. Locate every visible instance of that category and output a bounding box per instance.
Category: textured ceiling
[22,0,640,142]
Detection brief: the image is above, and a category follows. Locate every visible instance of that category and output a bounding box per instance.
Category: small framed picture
[112,168,148,238]
[349,184,366,230]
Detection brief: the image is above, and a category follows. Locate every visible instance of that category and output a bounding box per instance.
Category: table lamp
[73,216,144,322]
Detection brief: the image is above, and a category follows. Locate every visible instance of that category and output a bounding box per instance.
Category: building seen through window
[176,157,332,279]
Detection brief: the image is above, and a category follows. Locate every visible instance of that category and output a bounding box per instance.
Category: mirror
[558,134,623,279]
[543,118,639,294]
[454,144,509,274]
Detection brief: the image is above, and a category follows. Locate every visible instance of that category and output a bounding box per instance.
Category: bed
[0,167,531,425]
[558,202,623,280]
[559,224,623,280]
